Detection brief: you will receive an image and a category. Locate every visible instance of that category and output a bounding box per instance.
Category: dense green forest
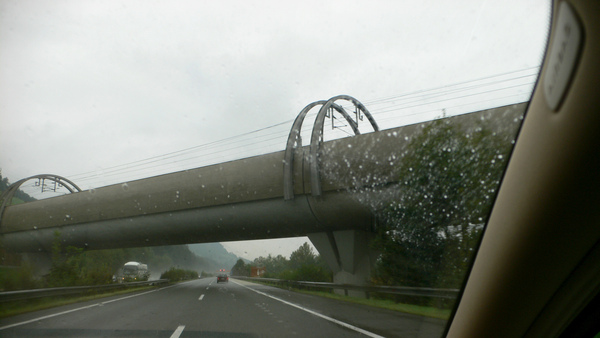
[371,117,516,290]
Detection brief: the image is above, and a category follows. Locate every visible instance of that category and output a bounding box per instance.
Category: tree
[0,170,9,192]
[282,242,331,282]
[0,171,36,203]
[252,254,289,278]
[230,258,250,276]
[289,242,316,270]
[46,231,84,287]
[373,118,514,289]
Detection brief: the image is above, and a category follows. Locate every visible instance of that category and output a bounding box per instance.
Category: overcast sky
[0,0,550,260]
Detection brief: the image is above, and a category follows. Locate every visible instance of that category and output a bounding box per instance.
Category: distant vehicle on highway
[120,261,150,282]
[217,274,229,283]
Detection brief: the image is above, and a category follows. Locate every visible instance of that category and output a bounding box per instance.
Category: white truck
[120,261,150,282]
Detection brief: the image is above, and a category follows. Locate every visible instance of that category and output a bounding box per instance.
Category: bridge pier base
[308,230,378,298]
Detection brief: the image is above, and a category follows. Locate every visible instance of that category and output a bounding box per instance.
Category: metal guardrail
[231,276,460,299]
[0,279,169,302]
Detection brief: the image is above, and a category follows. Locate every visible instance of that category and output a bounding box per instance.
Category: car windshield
[0,1,551,337]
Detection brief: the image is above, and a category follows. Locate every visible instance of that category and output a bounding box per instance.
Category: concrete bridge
[0,98,525,287]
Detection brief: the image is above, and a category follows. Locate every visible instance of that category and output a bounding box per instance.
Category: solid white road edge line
[231,280,385,338]
[0,284,177,331]
[170,325,186,338]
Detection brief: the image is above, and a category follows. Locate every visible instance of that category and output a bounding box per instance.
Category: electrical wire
[66,67,541,188]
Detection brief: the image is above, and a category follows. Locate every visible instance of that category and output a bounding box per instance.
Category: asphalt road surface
[0,278,446,337]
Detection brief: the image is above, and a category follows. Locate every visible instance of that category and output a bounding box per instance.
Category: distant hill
[0,172,37,204]
[188,243,246,272]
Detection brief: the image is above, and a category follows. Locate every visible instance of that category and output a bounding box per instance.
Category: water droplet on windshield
[121,183,129,191]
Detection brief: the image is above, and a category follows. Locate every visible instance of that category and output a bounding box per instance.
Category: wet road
[0,278,446,337]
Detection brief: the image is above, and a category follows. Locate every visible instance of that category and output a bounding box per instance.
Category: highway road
[0,278,446,337]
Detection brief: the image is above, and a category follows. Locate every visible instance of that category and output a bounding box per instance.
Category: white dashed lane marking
[170,325,185,338]
[232,280,384,338]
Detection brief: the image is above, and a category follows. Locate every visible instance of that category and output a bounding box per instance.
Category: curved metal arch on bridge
[0,174,82,225]
[284,100,359,200]
[310,95,379,197]
[284,95,379,200]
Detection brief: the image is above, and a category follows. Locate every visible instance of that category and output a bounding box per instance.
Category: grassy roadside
[242,280,452,320]
[0,285,158,319]
[296,289,452,319]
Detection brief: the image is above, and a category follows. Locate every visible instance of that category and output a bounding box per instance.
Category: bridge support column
[308,230,378,298]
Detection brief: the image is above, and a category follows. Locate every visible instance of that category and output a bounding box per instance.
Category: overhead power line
[68,67,541,187]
